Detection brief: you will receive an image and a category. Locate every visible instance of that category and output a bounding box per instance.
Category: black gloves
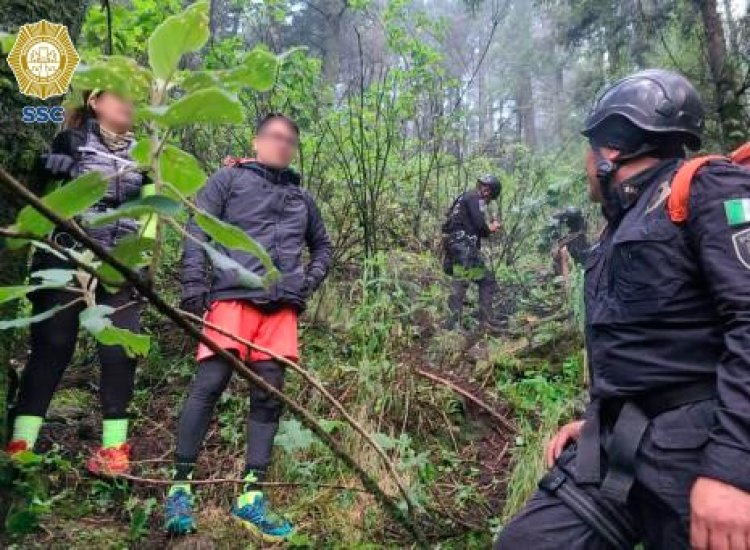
[180,293,209,318]
[41,154,76,178]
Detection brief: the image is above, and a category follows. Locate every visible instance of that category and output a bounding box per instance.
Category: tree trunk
[0,0,89,527]
[697,0,745,148]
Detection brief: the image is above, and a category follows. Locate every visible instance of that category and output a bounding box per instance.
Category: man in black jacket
[442,175,502,330]
[165,114,331,541]
[496,70,750,549]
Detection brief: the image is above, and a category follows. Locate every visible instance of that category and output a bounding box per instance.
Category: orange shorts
[196,300,299,363]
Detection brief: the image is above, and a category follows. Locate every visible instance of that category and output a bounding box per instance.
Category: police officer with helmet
[495,69,750,548]
[442,174,502,331]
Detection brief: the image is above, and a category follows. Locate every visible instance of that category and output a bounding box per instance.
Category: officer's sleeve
[465,194,491,237]
[180,168,232,301]
[689,163,750,493]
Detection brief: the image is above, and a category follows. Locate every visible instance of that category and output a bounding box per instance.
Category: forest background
[0,0,749,547]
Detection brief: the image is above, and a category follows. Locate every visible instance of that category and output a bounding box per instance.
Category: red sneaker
[6,439,29,457]
[86,443,131,476]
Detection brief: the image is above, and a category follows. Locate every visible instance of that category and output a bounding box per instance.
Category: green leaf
[5,509,39,535]
[80,305,150,358]
[148,1,210,81]
[97,235,154,285]
[274,419,316,453]
[154,87,243,127]
[0,304,68,330]
[84,195,181,227]
[12,171,108,240]
[178,70,222,92]
[194,210,276,276]
[199,242,265,289]
[0,32,16,54]
[0,286,40,305]
[130,140,152,167]
[73,56,152,101]
[30,269,77,286]
[224,47,279,91]
[159,146,207,197]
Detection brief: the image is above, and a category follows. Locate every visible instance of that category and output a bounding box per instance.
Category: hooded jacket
[180,161,332,311]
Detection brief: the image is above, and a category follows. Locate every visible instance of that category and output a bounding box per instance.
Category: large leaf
[12,171,108,239]
[193,210,276,276]
[200,242,265,289]
[80,305,150,358]
[0,269,76,305]
[224,48,279,91]
[147,1,210,81]
[159,145,207,197]
[0,286,41,305]
[152,87,243,127]
[0,304,68,330]
[275,419,316,453]
[73,56,152,101]
[30,269,77,286]
[84,195,181,227]
[97,235,154,285]
[0,32,16,54]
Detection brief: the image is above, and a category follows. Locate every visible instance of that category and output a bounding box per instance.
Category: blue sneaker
[165,487,196,535]
[232,491,294,542]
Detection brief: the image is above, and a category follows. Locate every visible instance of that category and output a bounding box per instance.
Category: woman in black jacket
[7,90,146,475]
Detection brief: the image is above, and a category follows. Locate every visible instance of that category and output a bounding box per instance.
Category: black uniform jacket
[585,158,750,492]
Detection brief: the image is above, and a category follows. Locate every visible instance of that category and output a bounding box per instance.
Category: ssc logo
[6,20,79,100]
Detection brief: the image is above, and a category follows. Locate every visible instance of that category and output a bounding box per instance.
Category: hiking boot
[232,492,294,542]
[86,443,131,475]
[165,488,196,535]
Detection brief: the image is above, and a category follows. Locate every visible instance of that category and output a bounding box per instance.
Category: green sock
[11,415,43,447]
[237,473,263,508]
[168,481,193,496]
[102,418,129,448]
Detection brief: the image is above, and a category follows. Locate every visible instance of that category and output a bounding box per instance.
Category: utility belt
[443,230,478,247]
[539,379,716,549]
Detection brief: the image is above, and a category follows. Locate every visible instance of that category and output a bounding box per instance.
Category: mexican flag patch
[725,198,750,226]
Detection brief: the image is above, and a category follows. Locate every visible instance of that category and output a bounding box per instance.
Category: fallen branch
[414,367,516,433]
[0,166,427,547]
[112,472,368,492]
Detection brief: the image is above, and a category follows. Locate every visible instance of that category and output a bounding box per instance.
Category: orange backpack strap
[730,142,750,166]
[667,155,726,223]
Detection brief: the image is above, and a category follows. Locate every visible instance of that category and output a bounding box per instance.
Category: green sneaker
[165,487,196,535]
[232,491,294,542]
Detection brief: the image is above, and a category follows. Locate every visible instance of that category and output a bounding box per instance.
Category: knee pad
[248,360,284,423]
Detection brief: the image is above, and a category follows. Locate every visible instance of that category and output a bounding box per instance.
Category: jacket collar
[604,158,680,222]
[241,160,301,186]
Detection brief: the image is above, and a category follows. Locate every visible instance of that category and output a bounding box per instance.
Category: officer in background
[550,207,588,278]
[496,70,750,548]
[442,175,502,331]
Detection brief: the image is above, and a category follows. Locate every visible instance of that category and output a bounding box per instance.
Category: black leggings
[15,286,140,419]
[175,357,285,479]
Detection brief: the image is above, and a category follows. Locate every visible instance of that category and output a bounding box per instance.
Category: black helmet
[477,174,501,199]
[582,69,704,151]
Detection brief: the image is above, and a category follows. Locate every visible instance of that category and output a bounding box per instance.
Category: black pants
[175,357,285,479]
[495,400,715,549]
[15,286,141,419]
[444,237,498,323]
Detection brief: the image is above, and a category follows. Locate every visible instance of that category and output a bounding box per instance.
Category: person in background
[496,70,750,549]
[6,89,146,475]
[550,206,588,279]
[164,114,332,542]
[441,174,502,331]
